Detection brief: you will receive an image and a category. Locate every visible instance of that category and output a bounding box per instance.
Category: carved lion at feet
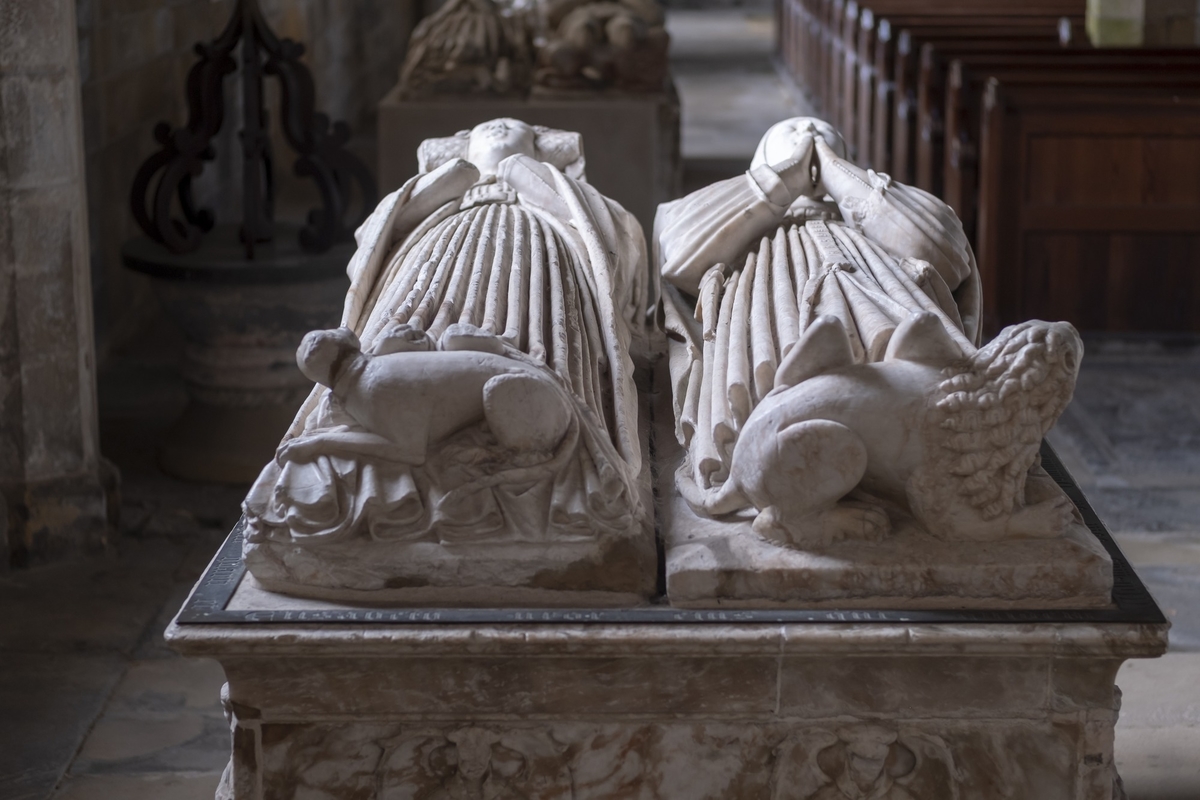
[695,312,1083,548]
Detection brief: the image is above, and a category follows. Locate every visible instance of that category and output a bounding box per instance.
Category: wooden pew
[921,49,1200,218]
[888,24,1075,176]
[944,54,1200,243]
[784,0,1081,121]
[785,0,837,115]
[793,7,1079,171]
[869,18,897,172]
[881,22,1074,179]
[921,49,1200,226]
[780,1,1077,168]
[912,36,1083,193]
[976,78,1200,333]
[781,0,821,96]
[830,0,851,134]
[845,12,1077,163]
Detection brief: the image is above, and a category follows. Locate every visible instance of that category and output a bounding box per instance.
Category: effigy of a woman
[242,119,656,603]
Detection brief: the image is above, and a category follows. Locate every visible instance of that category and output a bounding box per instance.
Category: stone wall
[76,0,417,358]
[257,0,417,222]
[1,0,114,565]
[76,0,237,355]
[0,0,416,564]
[259,0,416,135]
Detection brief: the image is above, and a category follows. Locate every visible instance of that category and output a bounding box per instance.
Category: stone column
[0,0,114,566]
[1087,0,1200,45]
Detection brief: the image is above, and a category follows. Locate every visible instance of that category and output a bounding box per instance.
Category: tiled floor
[3,10,1199,800]
[1045,338,1200,798]
[668,9,812,162]
[1049,338,1200,654]
[0,320,240,800]
[0,519,233,799]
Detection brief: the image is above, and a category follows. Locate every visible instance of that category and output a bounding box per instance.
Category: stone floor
[0,320,242,800]
[1044,337,1200,799]
[2,10,1199,800]
[668,9,811,163]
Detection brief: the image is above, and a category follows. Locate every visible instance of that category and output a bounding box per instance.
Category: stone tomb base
[168,618,1166,799]
[168,527,1167,800]
[377,87,681,235]
[168,370,1166,798]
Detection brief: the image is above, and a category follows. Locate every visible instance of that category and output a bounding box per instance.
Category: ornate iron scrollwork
[130,0,376,257]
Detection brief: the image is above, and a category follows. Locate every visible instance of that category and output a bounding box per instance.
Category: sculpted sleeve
[654,166,794,296]
[343,158,480,331]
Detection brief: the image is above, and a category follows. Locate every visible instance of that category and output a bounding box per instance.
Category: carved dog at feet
[694,312,1083,547]
[297,323,572,464]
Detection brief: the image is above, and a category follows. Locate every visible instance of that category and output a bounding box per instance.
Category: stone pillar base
[1,466,117,568]
[122,225,352,484]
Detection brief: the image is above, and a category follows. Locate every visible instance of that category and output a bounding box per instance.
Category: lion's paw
[822,502,891,543]
[754,501,891,550]
[1007,495,1078,538]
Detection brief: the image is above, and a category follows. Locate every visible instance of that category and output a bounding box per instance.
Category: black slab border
[176,442,1167,625]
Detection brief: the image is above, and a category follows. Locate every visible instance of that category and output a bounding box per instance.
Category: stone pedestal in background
[122,225,351,484]
[0,0,116,566]
[377,87,682,235]
[75,0,420,360]
[1143,0,1200,43]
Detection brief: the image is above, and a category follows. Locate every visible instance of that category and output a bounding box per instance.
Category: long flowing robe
[244,154,650,546]
[655,167,980,500]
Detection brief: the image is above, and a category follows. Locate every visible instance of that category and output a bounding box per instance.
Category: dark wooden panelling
[1021,233,1200,331]
[1025,134,1200,210]
[778,0,1200,333]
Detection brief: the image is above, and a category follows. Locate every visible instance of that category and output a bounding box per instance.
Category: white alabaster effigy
[654,117,1113,607]
[241,118,656,603]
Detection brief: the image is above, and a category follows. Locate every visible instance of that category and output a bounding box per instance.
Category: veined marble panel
[168,610,1166,800]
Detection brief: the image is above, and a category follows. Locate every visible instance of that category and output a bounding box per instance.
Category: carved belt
[461,179,518,209]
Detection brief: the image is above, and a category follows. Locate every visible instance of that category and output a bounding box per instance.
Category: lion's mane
[933,320,1082,519]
